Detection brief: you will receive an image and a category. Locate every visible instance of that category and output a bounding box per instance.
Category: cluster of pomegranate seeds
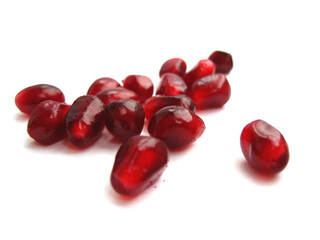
[15,49,290,198]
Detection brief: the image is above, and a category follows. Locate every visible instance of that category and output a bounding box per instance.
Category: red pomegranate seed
[66,95,106,148]
[27,100,70,145]
[96,87,139,106]
[183,59,216,88]
[159,58,187,77]
[156,73,187,96]
[87,77,121,95]
[208,51,233,74]
[148,106,205,149]
[143,95,196,122]
[15,84,65,114]
[122,75,153,103]
[111,135,169,195]
[105,99,145,141]
[189,73,231,109]
[240,120,289,174]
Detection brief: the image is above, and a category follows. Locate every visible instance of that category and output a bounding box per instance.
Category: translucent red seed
[156,73,187,96]
[87,77,121,95]
[122,75,153,103]
[27,100,70,145]
[143,95,196,122]
[159,58,187,77]
[111,135,169,195]
[240,120,289,174]
[15,84,65,114]
[66,95,106,148]
[105,99,145,141]
[208,51,233,74]
[96,87,139,106]
[148,106,205,149]
[183,59,216,88]
[189,73,231,109]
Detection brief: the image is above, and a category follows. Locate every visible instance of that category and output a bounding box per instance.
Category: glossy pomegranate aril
[105,99,145,141]
[240,120,289,174]
[159,58,187,77]
[208,51,233,74]
[15,84,65,114]
[189,73,231,109]
[148,106,205,149]
[66,95,106,148]
[27,100,70,145]
[122,75,153,103]
[111,135,169,195]
[96,87,139,106]
[87,77,121,95]
[156,73,187,96]
[143,95,196,122]
[183,59,216,88]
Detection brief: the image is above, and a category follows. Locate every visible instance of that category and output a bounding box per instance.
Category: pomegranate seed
[105,99,145,141]
[208,51,233,74]
[183,59,216,88]
[143,95,196,122]
[240,120,289,174]
[66,95,106,148]
[156,73,187,96]
[27,100,70,145]
[87,77,121,95]
[96,87,139,106]
[111,135,169,195]
[15,84,65,114]
[189,73,231,109]
[122,75,153,103]
[148,106,205,149]
[159,58,187,77]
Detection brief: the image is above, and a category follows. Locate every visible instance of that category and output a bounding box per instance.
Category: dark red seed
[105,99,145,141]
[111,135,169,195]
[208,51,233,74]
[96,87,139,106]
[156,73,187,96]
[183,59,216,88]
[66,95,106,148]
[189,74,231,109]
[143,95,196,122]
[15,84,65,114]
[122,75,153,103]
[27,100,70,145]
[148,106,205,149]
[159,58,187,77]
[87,77,121,95]
[240,120,289,174]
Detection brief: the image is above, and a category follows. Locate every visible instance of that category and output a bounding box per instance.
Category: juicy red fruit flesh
[27,100,70,145]
[122,75,153,103]
[96,87,139,106]
[148,106,205,149]
[156,73,187,96]
[105,99,145,141]
[87,77,121,95]
[208,51,233,74]
[143,95,196,122]
[111,135,169,196]
[159,58,187,77]
[15,84,65,114]
[240,120,289,174]
[183,59,216,88]
[189,73,231,109]
[66,95,106,148]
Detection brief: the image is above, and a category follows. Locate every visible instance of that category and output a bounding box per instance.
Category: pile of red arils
[15,51,289,196]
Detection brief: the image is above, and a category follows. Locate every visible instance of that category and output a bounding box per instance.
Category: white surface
[1,0,320,239]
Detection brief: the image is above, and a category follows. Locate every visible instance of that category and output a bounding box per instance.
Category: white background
[1,0,319,239]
